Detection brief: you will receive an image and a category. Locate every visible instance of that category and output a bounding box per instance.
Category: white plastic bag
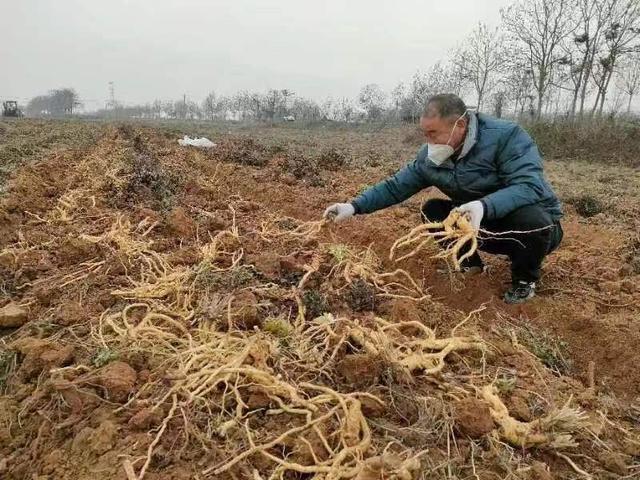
[178,135,216,148]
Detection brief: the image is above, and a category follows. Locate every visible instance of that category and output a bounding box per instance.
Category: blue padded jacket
[352,113,562,221]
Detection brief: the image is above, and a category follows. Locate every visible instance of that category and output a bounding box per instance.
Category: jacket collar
[458,111,478,159]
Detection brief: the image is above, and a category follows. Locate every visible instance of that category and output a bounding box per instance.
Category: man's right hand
[323,203,355,222]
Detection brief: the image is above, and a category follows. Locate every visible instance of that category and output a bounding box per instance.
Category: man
[323,93,563,304]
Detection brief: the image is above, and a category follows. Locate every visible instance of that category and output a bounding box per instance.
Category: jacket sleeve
[351,145,432,215]
[480,126,547,220]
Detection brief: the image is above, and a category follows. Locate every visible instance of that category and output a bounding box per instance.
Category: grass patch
[568,194,605,218]
[515,322,572,375]
[302,289,329,319]
[93,348,119,368]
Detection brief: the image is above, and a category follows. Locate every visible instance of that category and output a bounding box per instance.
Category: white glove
[323,203,356,222]
[455,200,484,230]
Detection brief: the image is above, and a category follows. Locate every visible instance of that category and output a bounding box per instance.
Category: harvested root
[481,385,589,449]
[300,314,485,377]
[97,304,415,480]
[260,216,327,243]
[390,211,477,271]
[327,245,427,301]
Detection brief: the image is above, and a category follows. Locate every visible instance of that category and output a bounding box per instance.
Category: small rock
[0,303,28,328]
[453,398,494,439]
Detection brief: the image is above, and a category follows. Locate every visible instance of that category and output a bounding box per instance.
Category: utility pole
[183,93,187,119]
[107,81,117,118]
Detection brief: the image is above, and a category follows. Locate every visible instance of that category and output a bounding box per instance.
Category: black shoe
[504,281,536,304]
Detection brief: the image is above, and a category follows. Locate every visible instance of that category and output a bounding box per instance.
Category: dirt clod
[11,338,74,379]
[166,206,196,237]
[0,302,28,328]
[97,361,137,402]
[508,394,533,422]
[336,354,384,389]
[128,408,163,430]
[453,398,494,439]
[231,290,260,329]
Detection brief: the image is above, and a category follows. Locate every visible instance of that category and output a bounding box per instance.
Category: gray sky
[1,0,511,110]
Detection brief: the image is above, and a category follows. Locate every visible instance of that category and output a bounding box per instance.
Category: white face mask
[427,144,455,166]
[427,112,466,166]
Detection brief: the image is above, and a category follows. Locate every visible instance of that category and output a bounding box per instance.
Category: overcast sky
[1,0,512,110]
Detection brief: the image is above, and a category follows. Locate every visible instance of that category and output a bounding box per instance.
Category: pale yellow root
[303,314,485,378]
[97,302,398,480]
[326,245,428,300]
[390,211,478,271]
[259,217,328,243]
[481,385,589,449]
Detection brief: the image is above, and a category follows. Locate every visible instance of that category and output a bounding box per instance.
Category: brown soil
[0,121,638,480]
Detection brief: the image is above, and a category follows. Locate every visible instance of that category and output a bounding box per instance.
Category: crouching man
[324,94,563,304]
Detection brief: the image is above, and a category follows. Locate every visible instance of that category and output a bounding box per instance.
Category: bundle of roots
[390,211,477,271]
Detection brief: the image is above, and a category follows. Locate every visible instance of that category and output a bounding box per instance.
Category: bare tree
[391,82,405,120]
[502,0,578,119]
[490,90,508,118]
[591,0,640,116]
[560,0,611,117]
[398,63,461,121]
[358,84,386,121]
[453,23,507,111]
[502,61,534,117]
[617,51,640,112]
[202,91,216,120]
[290,97,322,121]
[26,88,81,117]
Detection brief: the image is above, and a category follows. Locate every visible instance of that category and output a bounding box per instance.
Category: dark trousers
[421,199,563,283]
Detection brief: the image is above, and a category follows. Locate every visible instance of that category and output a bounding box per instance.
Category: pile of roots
[0,125,636,480]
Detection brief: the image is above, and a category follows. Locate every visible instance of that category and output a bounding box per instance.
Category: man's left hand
[455,201,484,230]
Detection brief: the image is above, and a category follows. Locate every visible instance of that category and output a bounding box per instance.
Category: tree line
[25,0,640,122]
